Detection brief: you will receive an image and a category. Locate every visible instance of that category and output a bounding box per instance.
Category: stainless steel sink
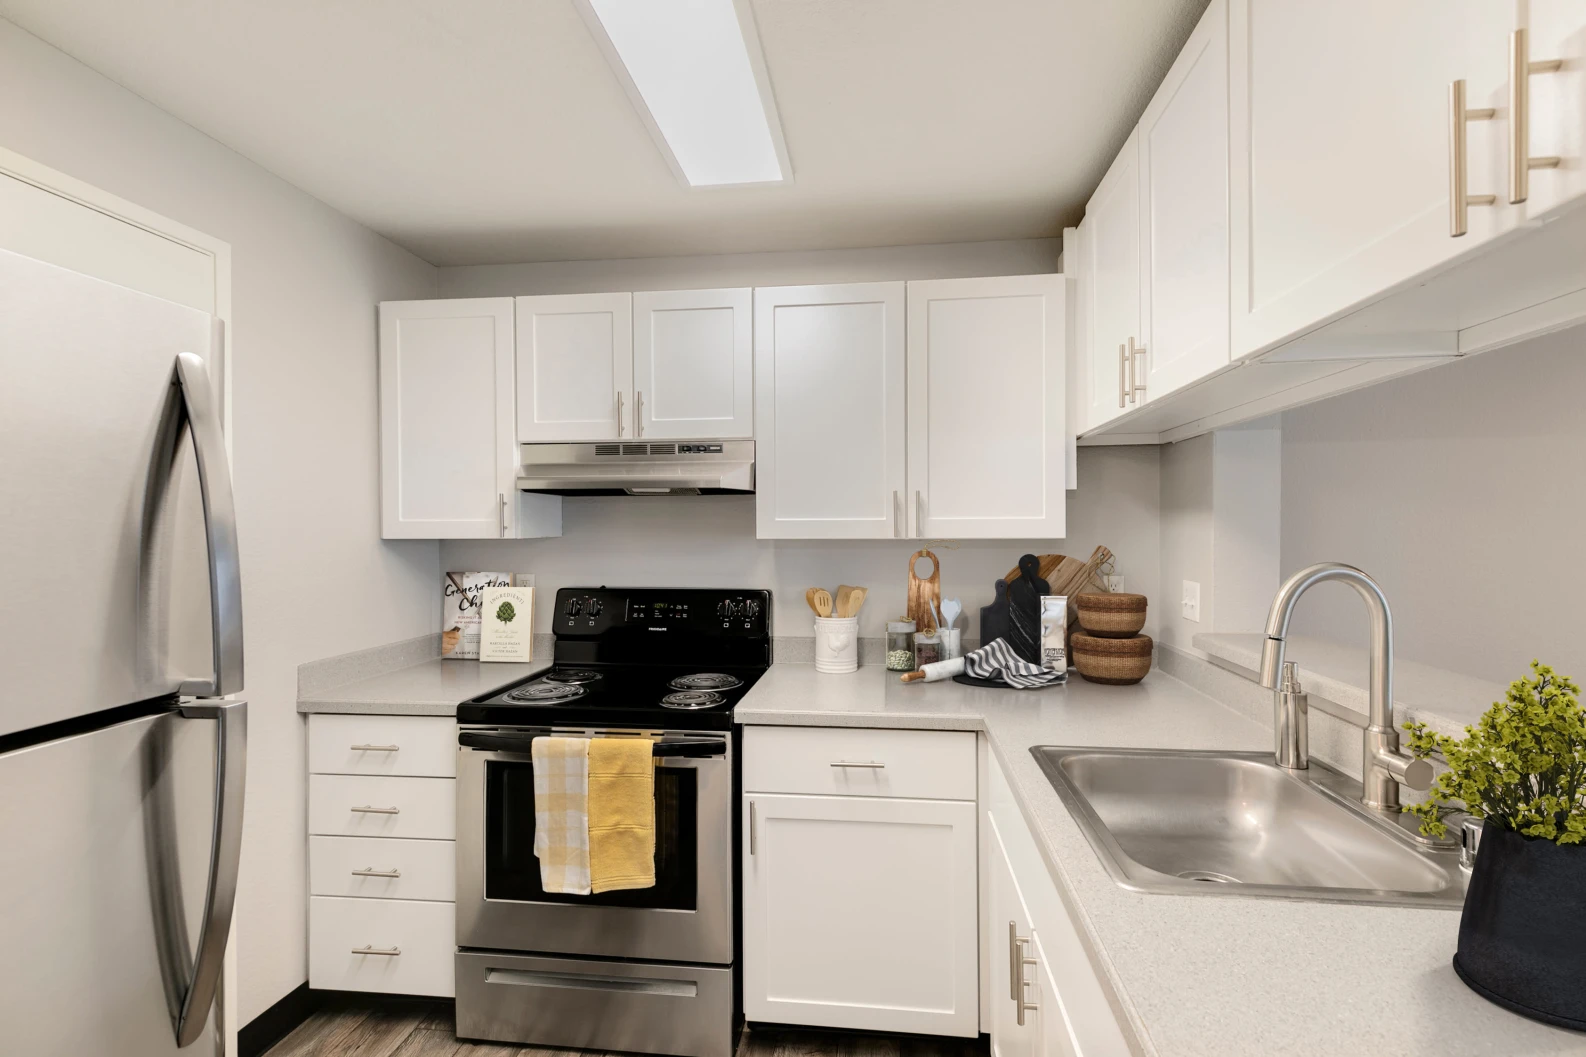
[1031,747,1468,908]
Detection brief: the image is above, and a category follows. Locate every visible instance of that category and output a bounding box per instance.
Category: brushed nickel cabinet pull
[749,800,758,856]
[893,490,902,538]
[351,945,401,957]
[350,805,400,815]
[635,390,644,437]
[351,867,401,878]
[350,744,399,752]
[829,761,886,769]
[1129,336,1148,402]
[1010,923,1039,1026]
[498,493,508,537]
[1117,343,1127,408]
[915,491,924,537]
[1510,28,1564,204]
[616,390,625,437]
[1449,79,1497,236]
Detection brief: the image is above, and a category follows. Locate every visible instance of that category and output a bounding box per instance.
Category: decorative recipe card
[480,585,534,662]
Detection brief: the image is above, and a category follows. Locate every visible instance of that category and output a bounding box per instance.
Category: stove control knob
[744,598,762,619]
[566,598,583,617]
[717,600,731,619]
[585,597,603,617]
[728,599,747,619]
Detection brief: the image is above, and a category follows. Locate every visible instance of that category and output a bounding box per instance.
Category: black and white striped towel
[964,638,1063,689]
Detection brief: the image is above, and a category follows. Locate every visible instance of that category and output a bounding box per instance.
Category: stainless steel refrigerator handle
[165,340,244,697]
[173,699,248,1048]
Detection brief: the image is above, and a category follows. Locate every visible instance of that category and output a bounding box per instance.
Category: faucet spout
[1258,563,1426,812]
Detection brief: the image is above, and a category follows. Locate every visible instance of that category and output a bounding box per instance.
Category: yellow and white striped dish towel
[531,736,591,896]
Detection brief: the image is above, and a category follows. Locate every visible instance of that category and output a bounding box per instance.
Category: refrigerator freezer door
[0,248,220,737]
[0,708,239,1056]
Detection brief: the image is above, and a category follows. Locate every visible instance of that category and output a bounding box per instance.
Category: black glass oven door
[482,758,698,909]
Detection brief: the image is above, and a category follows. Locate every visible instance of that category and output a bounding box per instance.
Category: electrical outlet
[1105,574,1123,592]
[1181,580,1201,623]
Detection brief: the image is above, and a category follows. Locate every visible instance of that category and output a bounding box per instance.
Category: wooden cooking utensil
[805,587,824,616]
[906,550,941,631]
[811,588,834,618]
[844,586,868,617]
[834,585,855,619]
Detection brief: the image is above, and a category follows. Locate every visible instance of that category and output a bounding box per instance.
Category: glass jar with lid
[913,628,943,668]
[886,620,918,671]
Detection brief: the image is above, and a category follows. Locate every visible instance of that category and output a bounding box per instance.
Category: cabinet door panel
[1140,0,1230,400]
[988,811,1040,1057]
[1524,3,1586,219]
[378,298,515,539]
[743,793,978,1036]
[906,276,1066,539]
[755,283,906,539]
[515,293,632,442]
[634,288,752,439]
[1085,134,1141,427]
[1230,0,1515,358]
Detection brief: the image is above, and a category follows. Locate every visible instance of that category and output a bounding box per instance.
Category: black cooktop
[458,587,771,732]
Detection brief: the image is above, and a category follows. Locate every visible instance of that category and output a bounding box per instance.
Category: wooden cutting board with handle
[906,550,941,631]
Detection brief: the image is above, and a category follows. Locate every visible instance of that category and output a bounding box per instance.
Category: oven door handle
[458,732,727,758]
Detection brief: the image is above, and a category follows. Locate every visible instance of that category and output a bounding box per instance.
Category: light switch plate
[1181,580,1201,623]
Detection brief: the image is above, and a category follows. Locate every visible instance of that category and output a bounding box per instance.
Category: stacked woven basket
[1070,594,1152,685]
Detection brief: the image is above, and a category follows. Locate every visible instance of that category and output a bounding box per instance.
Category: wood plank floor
[261,999,989,1057]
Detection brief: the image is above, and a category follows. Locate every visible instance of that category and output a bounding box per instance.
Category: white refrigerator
[0,246,247,1055]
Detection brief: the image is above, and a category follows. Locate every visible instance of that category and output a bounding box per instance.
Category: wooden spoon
[805,587,824,616]
[811,588,834,618]
[835,585,857,618]
[843,586,868,617]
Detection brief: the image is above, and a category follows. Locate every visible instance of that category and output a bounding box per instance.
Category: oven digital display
[630,600,689,621]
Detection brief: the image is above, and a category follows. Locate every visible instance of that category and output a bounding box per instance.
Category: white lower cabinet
[307,713,457,998]
[987,754,1131,1057]
[743,791,979,1036]
[309,896,455,997]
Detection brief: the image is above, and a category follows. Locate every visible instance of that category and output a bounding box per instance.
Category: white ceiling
[0,0,1209,266]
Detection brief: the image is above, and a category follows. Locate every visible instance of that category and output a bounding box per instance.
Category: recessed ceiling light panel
[579,0,791,188]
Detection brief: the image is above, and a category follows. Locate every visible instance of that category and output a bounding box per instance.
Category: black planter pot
[1453,819,1586,1030]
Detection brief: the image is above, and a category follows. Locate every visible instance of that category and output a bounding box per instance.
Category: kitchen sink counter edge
[734,662,1583,1057]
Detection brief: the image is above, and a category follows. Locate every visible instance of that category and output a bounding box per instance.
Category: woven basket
[1074,593,1147,638]
[1071,632,1153,685]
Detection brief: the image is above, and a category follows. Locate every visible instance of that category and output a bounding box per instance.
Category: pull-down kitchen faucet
[1258,563,1433,813]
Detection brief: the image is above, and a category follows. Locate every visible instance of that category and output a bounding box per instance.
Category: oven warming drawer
[455,949,734,1057]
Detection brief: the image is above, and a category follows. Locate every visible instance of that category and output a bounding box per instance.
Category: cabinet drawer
[308,715,457,777]
[309,774,456,840]
[310,836,455,902]
[310,896,454,997]
[743,727,975,800]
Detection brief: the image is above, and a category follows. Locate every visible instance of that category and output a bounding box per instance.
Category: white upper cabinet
[906,276,1066,539]
[379,298,516,539]
[1522,3,1586,220]
[754,283,907,540]
[632,288,753,439]
[1084,131,1141,428]
[1229,0,1516,359]
[1138,0,1230,400]
[514,292,633,442]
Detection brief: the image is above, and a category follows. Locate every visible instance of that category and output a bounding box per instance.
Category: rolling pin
[900,657,966,683]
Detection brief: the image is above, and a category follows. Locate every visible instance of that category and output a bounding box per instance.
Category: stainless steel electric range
[453,587,770,1057]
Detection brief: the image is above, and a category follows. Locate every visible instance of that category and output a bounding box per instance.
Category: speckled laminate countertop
[296,657,550,714]
[735,663,1583,1057]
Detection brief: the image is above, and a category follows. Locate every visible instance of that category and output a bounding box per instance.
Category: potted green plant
[1403,661,1586,1029]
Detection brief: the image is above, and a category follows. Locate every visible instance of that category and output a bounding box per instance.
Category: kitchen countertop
[736,664,1583,1057]
[296,656,549,714]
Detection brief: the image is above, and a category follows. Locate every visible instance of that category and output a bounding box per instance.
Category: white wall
[1158,434,1214,651]
[1280,327,1586,686]
[0,19,440,1023]
[438,238,1063,297]
[443,446,1161,642]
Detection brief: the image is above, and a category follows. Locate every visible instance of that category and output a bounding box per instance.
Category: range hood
[517,440,754,496]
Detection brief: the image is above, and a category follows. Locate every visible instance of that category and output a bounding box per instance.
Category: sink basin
[1031,747,1467,908]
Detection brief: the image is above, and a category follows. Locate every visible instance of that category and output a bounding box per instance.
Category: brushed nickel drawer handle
[830,761,886,769]
[351,945,401,957]
[350,744,399,752]
[350,867,401,878]
[350,805,400,815]
[1448,79,1497,236]
[1509,28,1563,204]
